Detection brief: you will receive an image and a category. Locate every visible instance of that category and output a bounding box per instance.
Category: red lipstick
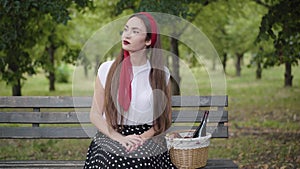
[123,40,130,45]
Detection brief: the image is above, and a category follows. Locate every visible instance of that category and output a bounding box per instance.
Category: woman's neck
[129,50,147,66]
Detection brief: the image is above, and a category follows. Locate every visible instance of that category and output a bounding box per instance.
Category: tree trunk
[12,78,22,96]
[170,37,180,95]
[9,63,22,96]
[222,53,227,73]
[236,53,243,77]
[212,56,216,71]
[84,65,88,78]
[256,61,262,79]
[284,61,293,87]
[47,44,55,91]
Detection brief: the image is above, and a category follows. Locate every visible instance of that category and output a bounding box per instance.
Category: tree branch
[252,0,271,8]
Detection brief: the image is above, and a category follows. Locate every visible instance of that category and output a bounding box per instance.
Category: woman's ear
[145,39,151,47]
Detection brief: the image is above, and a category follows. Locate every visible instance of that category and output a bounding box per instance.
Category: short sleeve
[97,61,114,87]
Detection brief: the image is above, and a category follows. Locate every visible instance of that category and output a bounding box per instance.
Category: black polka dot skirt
[84,124,177,169]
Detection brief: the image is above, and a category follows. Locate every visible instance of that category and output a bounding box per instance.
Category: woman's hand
[118,134,144,152]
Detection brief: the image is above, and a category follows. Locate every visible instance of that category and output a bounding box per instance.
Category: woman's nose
[122,30,132,39]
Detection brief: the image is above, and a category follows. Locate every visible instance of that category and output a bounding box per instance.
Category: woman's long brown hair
[104,13,171,136]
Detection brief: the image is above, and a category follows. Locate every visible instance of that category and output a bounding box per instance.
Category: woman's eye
[123,27,128,32]
[133,30,139,34]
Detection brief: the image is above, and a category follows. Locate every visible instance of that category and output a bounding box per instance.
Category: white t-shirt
[98,60,170,125]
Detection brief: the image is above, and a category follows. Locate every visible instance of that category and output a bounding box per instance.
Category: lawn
[0,61,299,168]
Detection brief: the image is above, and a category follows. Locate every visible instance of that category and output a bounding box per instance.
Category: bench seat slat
[0,96,228,108]
[0,127,95,139]
[205,159,238,168]
[0,160,84,168]
[0,112,90,124]
[172,95,228,107]
[0,159,238,169]
[0,111,227,124]
[172,110,228,123]
[0,96,92,108]
[0,126,227,138]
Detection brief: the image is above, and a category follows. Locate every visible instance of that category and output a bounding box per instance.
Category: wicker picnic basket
[165,130,212,169]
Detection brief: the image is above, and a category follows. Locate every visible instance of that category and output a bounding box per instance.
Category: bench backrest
[0,96,228,139]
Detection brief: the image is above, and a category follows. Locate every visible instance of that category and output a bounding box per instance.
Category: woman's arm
[140,127,156,140]
[90,77,143,151]
[90,77,123,140]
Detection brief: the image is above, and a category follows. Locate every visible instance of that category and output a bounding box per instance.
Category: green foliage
[0,0,92,95]
[66,0,126,75]
[115,0,212,19]
[138,0,189,17]
[55,64,70,83]
[195,0,267,61]
[256,0,300,67]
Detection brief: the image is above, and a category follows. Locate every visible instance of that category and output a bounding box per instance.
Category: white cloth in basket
[166,131,212,150]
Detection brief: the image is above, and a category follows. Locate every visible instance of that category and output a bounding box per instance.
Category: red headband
[139,12,157,47]
[118,12,158,112]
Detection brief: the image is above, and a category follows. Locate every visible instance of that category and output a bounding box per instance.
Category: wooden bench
[0,96,238,169]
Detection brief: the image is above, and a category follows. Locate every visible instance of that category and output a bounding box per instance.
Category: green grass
[0,73,73,96]
[209,134,299,168]
[0,66,95,96]
[1,62,300,168]
[0,139,91,160]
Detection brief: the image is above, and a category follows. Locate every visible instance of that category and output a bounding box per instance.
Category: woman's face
[121,16,151,53]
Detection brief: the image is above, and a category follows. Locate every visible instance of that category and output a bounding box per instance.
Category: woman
[84,12,177,168]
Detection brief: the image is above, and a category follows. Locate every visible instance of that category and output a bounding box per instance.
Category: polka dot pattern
[84,124,177,168]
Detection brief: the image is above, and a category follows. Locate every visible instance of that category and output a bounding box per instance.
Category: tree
[192,0,266,78]
[0,0,92,95]
[37,19,81,91]
[69,0,124,79]
[255,0,300,87]
[224,0,265,77]
[193,1,231,72]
